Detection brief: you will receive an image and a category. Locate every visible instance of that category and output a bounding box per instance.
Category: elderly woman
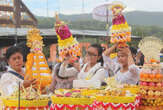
[0,46,36,96]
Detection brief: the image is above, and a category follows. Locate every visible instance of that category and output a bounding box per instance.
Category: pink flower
[65,92,72,97]
[56,25,72,40]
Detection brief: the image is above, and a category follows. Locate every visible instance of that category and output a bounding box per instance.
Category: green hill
[125,11,163,27]
[36,11,163,40]
[37,11,163,29]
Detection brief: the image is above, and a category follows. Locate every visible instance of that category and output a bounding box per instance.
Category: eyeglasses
[86,51,98,57]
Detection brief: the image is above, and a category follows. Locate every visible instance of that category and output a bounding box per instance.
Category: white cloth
[77,63,106,82]
[115,64,140,84]
[103,55,140,85]
[0,67,24,96]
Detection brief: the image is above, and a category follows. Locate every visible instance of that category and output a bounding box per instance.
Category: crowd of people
[0,43,146,96]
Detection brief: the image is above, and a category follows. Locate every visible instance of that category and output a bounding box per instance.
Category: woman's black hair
[138,53,144,66]
[16,41,30,62]
[90,44,104,66]
[5,46,24,60]
[129,47,137,56]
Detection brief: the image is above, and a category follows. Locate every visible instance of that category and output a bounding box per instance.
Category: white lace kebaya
[0,66,24,96]
[103,55,140,85]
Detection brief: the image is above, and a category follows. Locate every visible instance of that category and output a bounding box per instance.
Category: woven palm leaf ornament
[138,36,163,63]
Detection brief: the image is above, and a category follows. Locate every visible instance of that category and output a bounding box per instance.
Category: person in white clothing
[103,44,140,85]
[75,44,106,88]
[0,46,36,96]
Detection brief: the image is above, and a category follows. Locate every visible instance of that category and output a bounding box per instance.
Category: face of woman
[117,52,128,66]
[8,52,24,71]
[86,47,99,65]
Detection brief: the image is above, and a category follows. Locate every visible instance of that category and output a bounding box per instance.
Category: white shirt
[115,64,140,84]
[77,63,106,82]
[0,67,24,96]
[103,55,140,85]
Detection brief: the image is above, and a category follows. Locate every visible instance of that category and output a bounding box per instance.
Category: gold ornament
[26,28,44,49]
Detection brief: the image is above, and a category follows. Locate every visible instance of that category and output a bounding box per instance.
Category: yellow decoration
[26,28,44,49]
[96,95,137,103]
[0,96,3,110]
[51,96,94,105]
[105,77,121,90]
[25,28,52,91]
[2,85,49,109]
[2,99,49,107]
[110,53,117,59]
[122,87,139,94]
[109,1,126,11]
[85,73,93,80]
[57,35,76,48]
[81,89,101,96]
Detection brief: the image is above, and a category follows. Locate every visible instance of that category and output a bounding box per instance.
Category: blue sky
[23,0,163,16]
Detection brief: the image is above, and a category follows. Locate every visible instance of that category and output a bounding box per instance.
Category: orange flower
[143,74,149,79]
[150,59,157,63]
[149,74,155,79]
[140,73,145,79]
[156,74,162,79]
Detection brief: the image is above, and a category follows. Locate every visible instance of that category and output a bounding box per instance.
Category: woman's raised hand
[119,47,131,55]
[104,43,118,56]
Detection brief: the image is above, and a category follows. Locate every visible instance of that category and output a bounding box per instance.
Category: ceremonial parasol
[92,2,112,22]
[92,2,112,39]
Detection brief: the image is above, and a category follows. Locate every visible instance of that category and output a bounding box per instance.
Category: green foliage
[161,57,163,62]
[37,16,54,28]
[132,25,163,40]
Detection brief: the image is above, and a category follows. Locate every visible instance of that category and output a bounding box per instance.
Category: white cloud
[124,7,136,12]
[23,0,45,2]
[32,8,82,16]
[22,0,163,16]
[31,8,55,17]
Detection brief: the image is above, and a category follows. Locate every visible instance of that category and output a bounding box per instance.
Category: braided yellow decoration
[25,28,52,91]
